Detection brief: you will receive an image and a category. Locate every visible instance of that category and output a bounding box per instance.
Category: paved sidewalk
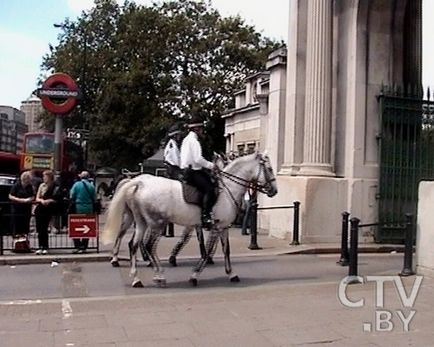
[0,226,405,265]
[0,274,432,346]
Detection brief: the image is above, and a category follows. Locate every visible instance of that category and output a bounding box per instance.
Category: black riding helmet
[168,123,182,137]
[187,112,206,129]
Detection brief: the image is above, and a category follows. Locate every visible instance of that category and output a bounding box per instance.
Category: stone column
[298,0,334,177]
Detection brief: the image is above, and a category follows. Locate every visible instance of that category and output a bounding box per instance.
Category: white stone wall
[416,181,434,277]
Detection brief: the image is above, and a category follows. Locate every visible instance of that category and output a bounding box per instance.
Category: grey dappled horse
[109,176,209,267]
[103,153,277,287]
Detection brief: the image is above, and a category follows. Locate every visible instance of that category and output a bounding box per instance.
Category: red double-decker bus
[20,132,84,173]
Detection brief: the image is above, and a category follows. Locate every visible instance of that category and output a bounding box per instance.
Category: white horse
[102,152,277,287]
[109,170,223,268]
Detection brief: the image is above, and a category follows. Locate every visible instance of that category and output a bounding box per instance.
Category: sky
[0,0,433,109]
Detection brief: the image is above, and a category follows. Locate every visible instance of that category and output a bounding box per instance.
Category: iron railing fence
[0,201,99,255]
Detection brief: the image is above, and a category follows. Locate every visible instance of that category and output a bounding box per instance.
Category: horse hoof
[132,280,144,288]
[153,278,167,288]
[206,258,214,265]
[146,262,153,268]
[157,279,167,288]
[169,256,177,267]
[189,278,198,287]
[111,260,120,267]
[230,275,240,283]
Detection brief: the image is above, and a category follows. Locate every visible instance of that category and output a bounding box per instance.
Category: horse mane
[223,153,257,174]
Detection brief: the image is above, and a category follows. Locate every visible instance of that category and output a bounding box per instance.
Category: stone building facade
[224,0,422,243]
[0,105,28,154]
[20,94,44,132]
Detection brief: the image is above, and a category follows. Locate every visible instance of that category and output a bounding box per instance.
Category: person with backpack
[69,171,96,253]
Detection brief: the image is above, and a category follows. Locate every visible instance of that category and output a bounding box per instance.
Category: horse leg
[195,226,214,264]
[146,228,166,287]
[169,226,193,267]
[144,239,155,267]
[129,216,148,288]
[139,236,151,263]
[220,228,239,282]
[111,212,133,267]
[189,228,219,286]
[110,228,126,267]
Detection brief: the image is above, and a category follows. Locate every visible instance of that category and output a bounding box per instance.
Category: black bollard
[337,212,350,266]
[166,223,174,238]
[345,217,362,284]
[290,201,300,246]
[0,207,3,256]
[400,213,415,277]
[248,195,262,250]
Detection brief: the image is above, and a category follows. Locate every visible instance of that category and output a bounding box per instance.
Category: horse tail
[102,178,142,245]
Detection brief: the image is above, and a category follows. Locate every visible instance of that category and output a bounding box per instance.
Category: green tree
[40,0,283,168]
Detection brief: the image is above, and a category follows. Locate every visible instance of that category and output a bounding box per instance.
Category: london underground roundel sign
[37,73,80,115]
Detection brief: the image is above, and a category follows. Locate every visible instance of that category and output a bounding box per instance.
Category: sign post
[36,73,80,178]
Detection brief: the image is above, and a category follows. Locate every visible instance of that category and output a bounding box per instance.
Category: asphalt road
[0,253,403,302]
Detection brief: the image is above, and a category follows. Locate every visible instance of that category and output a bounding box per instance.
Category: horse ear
[213,152,225,170]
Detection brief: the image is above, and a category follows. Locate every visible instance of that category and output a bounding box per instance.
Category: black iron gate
[377,86,434,242]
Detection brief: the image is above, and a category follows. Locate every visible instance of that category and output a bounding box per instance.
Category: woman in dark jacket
[34,170,58,254]
[8,171,34,236]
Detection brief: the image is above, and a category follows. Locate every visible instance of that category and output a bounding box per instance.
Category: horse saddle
[181,182,219,207]
[181,183,203,206]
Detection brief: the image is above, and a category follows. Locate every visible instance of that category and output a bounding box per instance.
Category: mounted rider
[180,114,217,228]
[163,122,183,180]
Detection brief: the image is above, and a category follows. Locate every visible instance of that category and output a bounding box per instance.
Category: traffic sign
[68,214,98,238]
[37,73,79,115]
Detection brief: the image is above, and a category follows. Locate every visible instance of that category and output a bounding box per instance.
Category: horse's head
[220,152,277,198]
[254,152,278,197]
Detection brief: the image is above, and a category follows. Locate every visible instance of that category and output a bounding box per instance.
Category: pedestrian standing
[8,171,34,236]
[241,186,254,235]
[30,169,43,195]
[34,170,58,254]
[70,171,96,253]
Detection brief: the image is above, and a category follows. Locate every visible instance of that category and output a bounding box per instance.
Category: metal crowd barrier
[247,200,301,250]
[0,201,99,255]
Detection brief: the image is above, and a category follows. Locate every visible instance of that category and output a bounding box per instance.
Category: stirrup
[201,215,214,229]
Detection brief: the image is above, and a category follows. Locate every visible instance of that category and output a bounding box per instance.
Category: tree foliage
[40,0,283,168]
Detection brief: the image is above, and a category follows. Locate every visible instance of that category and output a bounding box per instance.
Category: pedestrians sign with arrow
[68,215,98,238]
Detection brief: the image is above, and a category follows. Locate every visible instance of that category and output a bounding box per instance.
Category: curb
[0,253,111,266]
[0,245,406,265]
[283,245,406,255]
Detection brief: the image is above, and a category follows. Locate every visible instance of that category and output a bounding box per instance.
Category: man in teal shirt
[70,171,96,253]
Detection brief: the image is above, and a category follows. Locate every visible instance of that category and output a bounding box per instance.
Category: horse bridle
[216,155,276,210]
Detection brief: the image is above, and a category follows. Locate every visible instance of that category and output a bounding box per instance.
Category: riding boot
[202,194,213,229]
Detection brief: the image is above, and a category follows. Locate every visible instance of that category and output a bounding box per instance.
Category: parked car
[0,174,17,235]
